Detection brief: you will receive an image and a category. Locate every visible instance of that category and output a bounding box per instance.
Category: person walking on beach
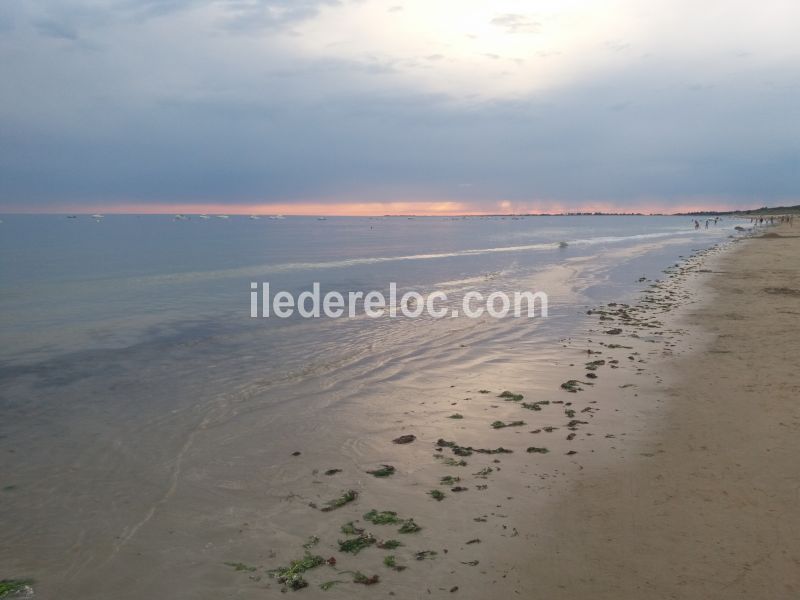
[694,220,700,229]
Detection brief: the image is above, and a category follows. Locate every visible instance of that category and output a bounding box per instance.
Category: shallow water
[0,214,736,597]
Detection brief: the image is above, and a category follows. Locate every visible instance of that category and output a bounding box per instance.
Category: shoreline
[4,224,794,598]
[524,224,800,598]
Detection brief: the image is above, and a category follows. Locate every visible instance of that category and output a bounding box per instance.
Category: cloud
[220,0,343,33]
[489,13,540,34]
[1,0,799,211]
[34,18,80,39]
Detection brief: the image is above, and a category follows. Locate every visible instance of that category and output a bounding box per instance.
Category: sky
[0,0,799,215]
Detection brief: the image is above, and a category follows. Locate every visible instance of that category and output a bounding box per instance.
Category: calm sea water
[0,214,740,596]
[0,214,733,370]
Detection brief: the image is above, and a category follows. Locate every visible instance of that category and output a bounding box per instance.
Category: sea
[0,213,738,597]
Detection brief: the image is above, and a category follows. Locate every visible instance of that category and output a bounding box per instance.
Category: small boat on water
[317,217,327,221]
[216,215,230,219]
[198,214,210,219]
[249,215,261,220]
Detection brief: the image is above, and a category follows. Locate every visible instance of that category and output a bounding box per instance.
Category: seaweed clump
[320,490,358,512]
[366,464,396,478]
[498,391,523,401]
[269,552,325,590]
[560,380,593,393]
[363,510,402,525]
[521,401,549,411]
[0,580,33,598]
[338,534,376,554]
[398,519,422,534]
[429,489,445,501]
[491,420,525,429]
[383,555,407,571]
[353,572,380,585]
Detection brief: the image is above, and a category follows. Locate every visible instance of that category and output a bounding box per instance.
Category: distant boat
[216,215,229,219]
[249,215,260,220]
[558,241,569,248]
[198,214,210,219]
[66,215,77,219]
[174,214,189,221]
[317,217,327,221]
[268,215,285,220]
[91,214,104,221]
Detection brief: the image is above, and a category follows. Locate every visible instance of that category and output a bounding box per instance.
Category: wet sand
[528,224,800,599]
[4,226,798,598]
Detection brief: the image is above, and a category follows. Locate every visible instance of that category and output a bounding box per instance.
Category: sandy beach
[527,224,800,598]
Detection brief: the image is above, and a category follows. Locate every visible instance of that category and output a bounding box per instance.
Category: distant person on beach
[694,220,700,229]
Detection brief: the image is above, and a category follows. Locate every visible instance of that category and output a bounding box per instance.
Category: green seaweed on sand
[473,467,493,478]
[429,489,446,501]
[352,572,380,585]
[340,522,364,535]
[398,519,422,534]
[434,454,468,466]
[366,464,396,478]
[585,360,606,370]
[560,380,593,393]
[436,439,473,456]
[320,490,358,512]
[474,447,512,454]
[498,391,523,401]
[478,389,491,394]
[338,534,376,554]
[0,579,33,598]
[565,409,576,418]
[269,552,326,590]
[377,539,403,549]
[383,555,407,571]
[567,419,589,429]
[440,475,460,485]
[224,561,257,572]
[448,413,464,419]
[363,510,402,525]
[522,401,549,411]
[491,420,525,429]
[302,536,320,549]
[526,447,549,454]
[437,439,512,456]
[414,550,438,560]
[323,468,342,476]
